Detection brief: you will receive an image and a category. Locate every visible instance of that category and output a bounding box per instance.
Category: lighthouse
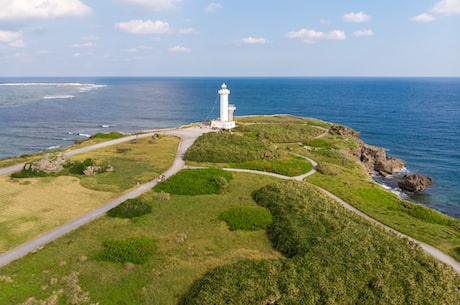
[211,83,236,129]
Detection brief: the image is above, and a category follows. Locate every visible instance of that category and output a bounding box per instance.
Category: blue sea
[0,77,459,218]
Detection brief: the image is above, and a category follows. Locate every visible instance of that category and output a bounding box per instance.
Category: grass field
[0,135,179,253]
[0,172,281,305]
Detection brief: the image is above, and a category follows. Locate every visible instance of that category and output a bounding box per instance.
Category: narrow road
[0,126,210,268]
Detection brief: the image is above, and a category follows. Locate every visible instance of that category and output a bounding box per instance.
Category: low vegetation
[90,132,125,140]
[154,168,232,195]
[184,132,279,163]
[219,206,272,231]
[106,198,152,219]
[180,180,460,304]
[229,155,312,177]
[93,237,157,264]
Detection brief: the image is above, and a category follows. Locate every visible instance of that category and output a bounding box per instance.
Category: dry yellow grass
[0,175,117,252]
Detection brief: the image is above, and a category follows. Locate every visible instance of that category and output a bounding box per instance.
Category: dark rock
[329,124,360,137]
[357,141,405,176]
[398,174,433,192]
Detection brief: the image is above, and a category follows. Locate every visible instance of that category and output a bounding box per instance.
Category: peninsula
[0,115,459,305]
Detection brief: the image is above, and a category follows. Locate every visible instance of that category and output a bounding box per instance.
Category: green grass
[229,155,313,177]
[154,168,233,195]
[180,180,460,304]
[219,206,273,231]
[235,122,325,143]
[107,198,152,219]
[90,132,125,140]
[184,132,280,163]
[93,237,157,264]
[0,172,280,305]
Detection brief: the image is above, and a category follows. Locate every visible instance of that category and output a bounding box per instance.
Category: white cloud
[178,28,197,34]
[116,20,171,34]
[71,42,96,48]
[431,0,460,15]
[168,45,191,52]
[206,2,222,13]
[342,11,371,23]
[320,19,332,25]
[353,29,374,37]
[0,0,91,20]
[286,29,346,44]
[120,0,182,11]
[239,37,268,45]
[411,13,436,22]
[0,30,25,47]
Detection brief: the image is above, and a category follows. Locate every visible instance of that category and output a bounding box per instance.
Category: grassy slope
[0,172,280,305]
[0,135,179,252]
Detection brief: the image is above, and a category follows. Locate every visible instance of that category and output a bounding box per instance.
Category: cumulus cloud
[431,0,460,15]
[116,20,171,34]
[168,45,191,52]
[342,11,371,23]
[0,0,91,20]
[286,29,346,44]
[239,37,268,44]
[353,29,374,37]
[0,30,25,47]
[120,0,182,11]
[411,13,436,22]
[206,2,222,13]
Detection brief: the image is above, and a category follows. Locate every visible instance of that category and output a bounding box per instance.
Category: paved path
[0,127,211,268]
[1,126,459,275]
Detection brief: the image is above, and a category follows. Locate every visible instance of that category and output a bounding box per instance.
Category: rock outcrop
[356,141,405,176]
[329,124,360,137]
[25,152,68,174]
[398,174,433,192]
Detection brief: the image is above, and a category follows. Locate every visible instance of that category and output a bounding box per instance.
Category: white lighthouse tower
[211,83,236,129]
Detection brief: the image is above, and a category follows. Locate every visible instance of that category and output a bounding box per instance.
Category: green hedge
[219,206,272,231]
[93,237,156,264]
[154,168,232,195]
[107,198,152,219]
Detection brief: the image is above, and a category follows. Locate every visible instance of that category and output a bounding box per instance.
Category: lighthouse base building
[211,83,236,129]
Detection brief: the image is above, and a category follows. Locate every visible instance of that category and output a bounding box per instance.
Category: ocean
[0,77,459,218]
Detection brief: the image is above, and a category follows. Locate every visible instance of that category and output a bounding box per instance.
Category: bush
[219,206,273,231]
[316,162,343,176]
[154,168,232,195]
[180,180,460,304]
[11,167,51,178]
[90,132,124,139]
[67,158,95,175]
[93,237,156,264]
[107,198,152,219]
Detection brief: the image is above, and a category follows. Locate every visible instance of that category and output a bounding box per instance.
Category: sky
[0,0,459,77]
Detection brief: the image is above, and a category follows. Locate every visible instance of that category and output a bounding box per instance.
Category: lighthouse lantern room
[211,83,236,129]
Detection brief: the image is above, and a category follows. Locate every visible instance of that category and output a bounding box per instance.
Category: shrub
[106,198,152,219]
[11,167,51,178]
[219,206,273,231]
[67,158,95,175]
[316,162,343,176]
[90,132,124,139]
[154,168,232,195]
[93,237,156,264]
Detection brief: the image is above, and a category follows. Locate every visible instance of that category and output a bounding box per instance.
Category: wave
[46,145,61,150]
[0,82,107,93]
[43,95,75,99]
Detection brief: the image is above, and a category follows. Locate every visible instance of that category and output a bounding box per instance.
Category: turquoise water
[0,77,458,217]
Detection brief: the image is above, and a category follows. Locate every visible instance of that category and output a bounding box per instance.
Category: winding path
[0,127,210,268]
[1,126,459,276]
